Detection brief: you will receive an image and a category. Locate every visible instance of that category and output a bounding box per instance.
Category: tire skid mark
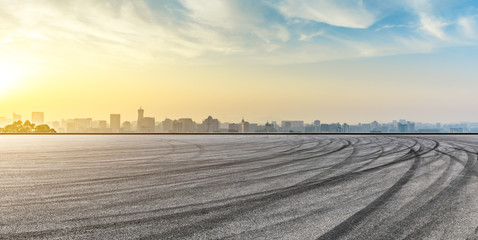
[1,136,478,239]
[384,144,478,239]
[351,140,460,239]
[59,140,420,238]
[317,142,424,240]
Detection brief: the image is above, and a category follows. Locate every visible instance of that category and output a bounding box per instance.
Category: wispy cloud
[458,15,478,38]
[277,0,377,29]
[418,13,449,40]
[298,31,324,41]
[0,0,477,67]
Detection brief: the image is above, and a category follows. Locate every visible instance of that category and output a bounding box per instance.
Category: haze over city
[1,0,478,123]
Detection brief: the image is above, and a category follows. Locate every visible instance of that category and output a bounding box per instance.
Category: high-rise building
[110,114,121,132]
[172,118,195,132]
[13,113,21,122]
[228,123,240,132]
[241,119,245,133]
[398,122,408,132]
[122,121,132,132]
[281,121,304,132]
[72,118,92,132]
[313,120,321,132]
[137,107,144,131]
[99,120,107,130]
[371,121,380,132]
[264,122,277,132]
[342,123,350,133]
[180,118,196,132]
[142,117,155,132]
[31,112,44,125]
[201,116,219,132]
[407,122,415,133]
[161,118,173,132]
[240,119,250,133]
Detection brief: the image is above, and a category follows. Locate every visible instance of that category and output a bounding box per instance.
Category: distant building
[136,107,157,132]
[314,120,321,132]
[99,120,107,130]
[179,118,196,132]
[371,121,380,132]
[72,118,92,132]
[256,122,277,133]
[141,117,155,132]
[395,121,415,133]
[32,112,44,125]
[13,113,21,122]
[264,122,276,132]
[407,122,415,133]
[249,123,258,132]
[51,121,60,130]
[66,119,75,132]
[450,128,464,133]
[281,121,304,132]
[241,119,251,133]
[200,116,219,132]
[171,118,195,132]
[360,123,372,133]
[137,107,144,131]
[228,123,240,132]
[321,123,342,133]
[121,121,132,132]
[305,124,316,133]
[0,116,8,127]
[110,114,121,132]
[398,122,408,133]
[161,118,173,132]
[342,123,350,133]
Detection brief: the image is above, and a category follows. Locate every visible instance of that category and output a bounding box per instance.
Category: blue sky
[2,0,477,65]
[139,0,478,64]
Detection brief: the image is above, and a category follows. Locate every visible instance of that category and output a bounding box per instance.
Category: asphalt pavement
[0,135,477,239]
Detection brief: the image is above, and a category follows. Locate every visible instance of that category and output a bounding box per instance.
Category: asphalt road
[0,135,477,239]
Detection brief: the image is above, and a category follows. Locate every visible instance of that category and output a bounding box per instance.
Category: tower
[241,118,245,133]
[137,107,144,130]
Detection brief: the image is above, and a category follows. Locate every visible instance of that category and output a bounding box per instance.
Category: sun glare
[0,64,19,95]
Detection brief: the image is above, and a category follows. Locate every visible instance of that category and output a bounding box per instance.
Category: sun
[0,64,19,95]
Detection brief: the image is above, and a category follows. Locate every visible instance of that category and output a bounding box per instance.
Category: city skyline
[2,107,478,134]
[1,1,478,122]
[4,107,478,126]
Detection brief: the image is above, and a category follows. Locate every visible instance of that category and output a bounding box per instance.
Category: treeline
[0,121,56,133]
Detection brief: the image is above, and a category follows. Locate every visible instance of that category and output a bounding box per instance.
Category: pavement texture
[0,135,478,239]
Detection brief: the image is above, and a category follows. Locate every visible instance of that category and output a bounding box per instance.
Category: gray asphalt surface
[0,135,478,239]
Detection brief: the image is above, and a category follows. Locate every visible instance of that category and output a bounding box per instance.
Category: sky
[1,0,478,124]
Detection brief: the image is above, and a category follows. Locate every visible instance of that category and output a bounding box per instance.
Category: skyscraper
[161,118,173,132]
[110,114,120,132]
[142,117,156,132]
[32,112,44,125]
[137,107,144,131]
[201,116,219,132]
[241,118,245,133]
